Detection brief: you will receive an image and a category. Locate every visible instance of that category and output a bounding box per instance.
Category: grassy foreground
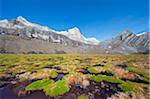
[0,54,149,98]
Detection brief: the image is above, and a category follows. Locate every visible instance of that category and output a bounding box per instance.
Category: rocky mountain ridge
[0,16,100,45]
[97,31,149,54]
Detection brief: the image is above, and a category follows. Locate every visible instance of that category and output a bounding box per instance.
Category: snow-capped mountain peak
[15,16,52,32]
[0,16,100,45]
[15,17,100,45]
[16,16,34,26]
[55,27,100,45]
[0,19,9,27]
[68,27,81,35]
[67,27,85,41]
[0,19,9,24]
[55,27,85,41]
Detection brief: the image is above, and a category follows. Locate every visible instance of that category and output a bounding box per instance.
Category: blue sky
[0,0,149,40]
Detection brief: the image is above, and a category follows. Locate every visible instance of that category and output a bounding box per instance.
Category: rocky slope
[98,31,149,54]
[0,16,149,54]
[84,31,149,54]
[0,35,83,54]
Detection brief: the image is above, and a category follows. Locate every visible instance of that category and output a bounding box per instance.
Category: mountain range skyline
[0,16,149,54]
[0,16,148,42]
[0,0,148,41]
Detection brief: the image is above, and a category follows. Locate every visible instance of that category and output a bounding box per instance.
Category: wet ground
[0,54,149,99]
[63,81,121,99]
[0,80,122,99]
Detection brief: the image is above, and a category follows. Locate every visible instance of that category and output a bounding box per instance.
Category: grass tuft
[90,74,123,83]
[126,66,149,79]
[119,81,140,92]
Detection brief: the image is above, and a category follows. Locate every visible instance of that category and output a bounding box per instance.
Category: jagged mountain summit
[0,16,149,54]
[0,16,100,45]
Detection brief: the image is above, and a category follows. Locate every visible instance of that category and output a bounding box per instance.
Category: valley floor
[0,54,149,99]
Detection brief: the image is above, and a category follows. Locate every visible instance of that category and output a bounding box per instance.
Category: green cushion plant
[25,79,53,91]
[43,79,70,97]
[78,95,87,99]
[87,67,99,73]
[25,79,70,97]
[119,81,139,92]
[90,74,123,83]
[126,66,149,79]
[90,74,143,92]
[49,69,58,78]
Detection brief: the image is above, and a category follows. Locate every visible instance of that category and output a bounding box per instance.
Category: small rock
[82,80,90,88]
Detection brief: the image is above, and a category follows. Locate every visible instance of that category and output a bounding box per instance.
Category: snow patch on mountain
[0,19,9,27]
[56,27,85,41]
[16,16,53,32]
[86,38,100,45]
[136,32,147,36]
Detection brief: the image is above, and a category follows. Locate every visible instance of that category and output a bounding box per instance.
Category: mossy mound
[126,66,149,79]
[104,69,115,75]
[90,74,144,92]
[119,81,140,92]
[90,74,123,83]
[43,79,70,97]
[25,79,53,90]
[25,79,70,97]
[78,95,87,99]
[87,67,99,74]
[49,69,58,78]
